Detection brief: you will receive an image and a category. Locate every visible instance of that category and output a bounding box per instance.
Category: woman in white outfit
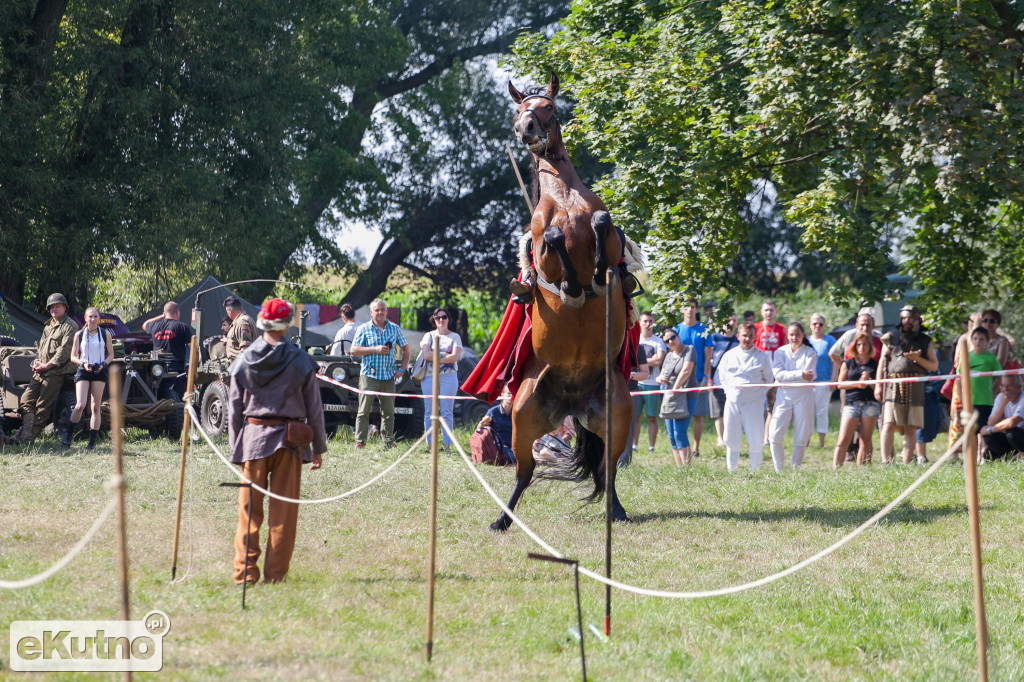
[419,307,463,450]
[716,323,773,471]
[769,322,818,471]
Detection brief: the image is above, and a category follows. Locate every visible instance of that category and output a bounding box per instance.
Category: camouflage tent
[0,293,46,347]
[126,276,331,347]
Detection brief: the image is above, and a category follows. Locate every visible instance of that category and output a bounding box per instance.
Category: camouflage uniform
[19,313,77,439]
[226,313,257,360]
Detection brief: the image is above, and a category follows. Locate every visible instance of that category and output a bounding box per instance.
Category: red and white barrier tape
[316,373,477,400]
[320,367,1024,402]
[636,367,1024,398]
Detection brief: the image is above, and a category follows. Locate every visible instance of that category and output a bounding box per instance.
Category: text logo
[10,610,170,672]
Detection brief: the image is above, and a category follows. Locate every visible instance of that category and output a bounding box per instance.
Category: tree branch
[375,11,564,100]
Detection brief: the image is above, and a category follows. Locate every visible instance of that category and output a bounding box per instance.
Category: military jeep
[0,346,184,442]
[189,322,425,441]
[311,343,425,440]
[0,346,76,439]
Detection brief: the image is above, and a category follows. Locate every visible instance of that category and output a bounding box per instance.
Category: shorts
[708,387,726,419]
[639,384,662,418]
[689,390,710,417]
[74,365,108,383]
[883,402,924,429]
[841,400,880,420]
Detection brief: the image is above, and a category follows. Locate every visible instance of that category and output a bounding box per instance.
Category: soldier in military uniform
[224,296,257,360]
[14,293,78,444]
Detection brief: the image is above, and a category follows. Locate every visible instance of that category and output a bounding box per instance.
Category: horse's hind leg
[542,225,585,308]
[591,211,612,296]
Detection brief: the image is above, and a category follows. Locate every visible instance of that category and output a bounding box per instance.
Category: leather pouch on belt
[285,421,315,450]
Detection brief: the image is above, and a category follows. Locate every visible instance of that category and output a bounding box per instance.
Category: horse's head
[509,74,561,157]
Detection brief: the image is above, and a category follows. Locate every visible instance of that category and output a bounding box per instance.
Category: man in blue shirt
[350,299,409,448]
[675,298,713,456]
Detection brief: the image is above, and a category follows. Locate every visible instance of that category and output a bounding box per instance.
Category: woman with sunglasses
[657,330,697,465]
[419,307,463,450]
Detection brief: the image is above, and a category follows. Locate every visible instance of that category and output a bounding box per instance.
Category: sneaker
[693,450,700,458]
[355,442,364,449]
[647,446,655,453]
[917,456,928,466]
[631,445,637,452]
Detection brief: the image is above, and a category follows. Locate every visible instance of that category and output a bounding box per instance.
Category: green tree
[1,0,565,312]
[512,0,1024,323]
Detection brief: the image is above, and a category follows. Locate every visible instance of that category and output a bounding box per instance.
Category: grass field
[1,421,1022,681]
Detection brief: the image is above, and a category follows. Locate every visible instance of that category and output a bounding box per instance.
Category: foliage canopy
[512,0,1024,321]
[1,0,564,312]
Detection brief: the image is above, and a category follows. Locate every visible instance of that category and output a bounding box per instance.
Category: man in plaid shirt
[350,298,410,448]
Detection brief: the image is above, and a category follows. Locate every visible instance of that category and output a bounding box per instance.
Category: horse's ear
[547,73,560,99]
[508,80,524,104]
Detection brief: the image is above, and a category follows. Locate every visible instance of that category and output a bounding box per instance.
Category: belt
[245,417,303,426]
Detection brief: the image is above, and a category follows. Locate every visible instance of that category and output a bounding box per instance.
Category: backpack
[471,424,510,466]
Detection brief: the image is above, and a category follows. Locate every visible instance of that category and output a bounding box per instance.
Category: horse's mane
[529,157,541,207]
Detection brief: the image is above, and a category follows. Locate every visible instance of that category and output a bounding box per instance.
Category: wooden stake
[108,365,132,682]
[425,338,441,662]
[171,336,201,581]
[603,268,614,637]
[956,336,989,681]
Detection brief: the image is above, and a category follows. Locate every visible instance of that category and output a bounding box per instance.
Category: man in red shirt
[753,300,785,359]
[754,300,786,444]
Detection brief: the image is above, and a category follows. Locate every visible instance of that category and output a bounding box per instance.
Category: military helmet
[46,293,69,310]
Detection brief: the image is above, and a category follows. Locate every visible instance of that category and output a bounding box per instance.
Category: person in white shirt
[769,322,819,472]
[716,323,773,471]
[981,374,1024,459]
[330,303,358,355]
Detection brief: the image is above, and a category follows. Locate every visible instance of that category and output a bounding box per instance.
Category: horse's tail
[536,417,606,502]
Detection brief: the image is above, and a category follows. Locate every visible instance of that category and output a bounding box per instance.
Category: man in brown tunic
[875,305,938,464]
[224,295,257,360]
[14,293,77,444]
[228,298,327,584]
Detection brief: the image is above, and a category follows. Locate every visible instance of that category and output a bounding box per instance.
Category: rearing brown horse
[489,74,633,531]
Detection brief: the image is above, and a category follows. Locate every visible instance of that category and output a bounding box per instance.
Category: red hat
[257,298,293,331]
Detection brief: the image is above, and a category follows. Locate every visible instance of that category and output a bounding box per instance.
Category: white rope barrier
[186,404,425,505]
[443,416,977,599]
[0,488,118,590]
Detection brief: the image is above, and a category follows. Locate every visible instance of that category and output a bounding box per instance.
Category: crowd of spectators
[624,301,1022,471]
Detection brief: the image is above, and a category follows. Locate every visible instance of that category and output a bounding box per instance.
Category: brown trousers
[233,448,303,584]
[20,375,65,437]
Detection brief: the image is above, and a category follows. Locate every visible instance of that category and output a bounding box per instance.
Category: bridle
[514,94,559,157]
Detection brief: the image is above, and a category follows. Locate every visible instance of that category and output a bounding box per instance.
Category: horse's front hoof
[510,279,533,305]
[613,511,631,524]
[489,516,513,532]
